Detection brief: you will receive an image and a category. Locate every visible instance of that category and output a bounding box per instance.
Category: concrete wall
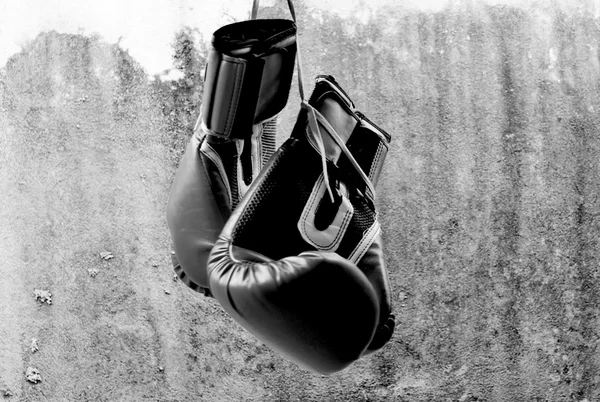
[1,1,600,401]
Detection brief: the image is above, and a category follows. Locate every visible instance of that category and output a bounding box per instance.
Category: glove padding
[166,19,296,295]
[208,76,394,374]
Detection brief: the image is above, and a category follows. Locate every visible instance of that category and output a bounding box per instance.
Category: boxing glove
[207,75,395,374]
[166,19,297,295]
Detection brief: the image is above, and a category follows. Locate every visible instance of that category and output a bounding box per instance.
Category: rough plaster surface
[1,1,600,401]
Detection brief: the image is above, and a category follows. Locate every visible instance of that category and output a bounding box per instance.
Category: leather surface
[166,135,227,291]
[315,98,356,163]
[209,239,379,375]
[356,233,395,352]
[167,121,278,294]
[207,76,395,373]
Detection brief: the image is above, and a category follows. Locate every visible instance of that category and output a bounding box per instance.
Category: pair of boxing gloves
[166,18,395,375]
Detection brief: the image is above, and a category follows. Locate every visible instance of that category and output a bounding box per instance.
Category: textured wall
[291,2,600,399]
[1,1,600,401]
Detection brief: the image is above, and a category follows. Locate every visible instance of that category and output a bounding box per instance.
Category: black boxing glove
[207,75,394,373]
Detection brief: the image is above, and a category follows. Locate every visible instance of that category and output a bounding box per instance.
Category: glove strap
[199,19,297,139]
[303,101,377,202]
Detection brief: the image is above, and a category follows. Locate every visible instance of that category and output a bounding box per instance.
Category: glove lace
[253,0,376,204]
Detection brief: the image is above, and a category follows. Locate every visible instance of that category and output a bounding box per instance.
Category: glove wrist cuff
[199,19,297,140]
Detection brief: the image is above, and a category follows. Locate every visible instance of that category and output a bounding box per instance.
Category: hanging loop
[251,0,260,19]
[248,0,373,203]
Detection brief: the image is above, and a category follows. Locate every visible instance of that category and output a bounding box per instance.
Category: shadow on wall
[1,0,600,401]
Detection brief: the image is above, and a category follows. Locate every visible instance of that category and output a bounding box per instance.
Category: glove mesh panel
[336,195,377,258]
[229,154,240,209]
[232,139,316,260]
[231,135,379,262]
[261,119,277,166]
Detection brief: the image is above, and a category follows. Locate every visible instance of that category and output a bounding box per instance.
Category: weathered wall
[290,2,600,400]
[1,1,600,401]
